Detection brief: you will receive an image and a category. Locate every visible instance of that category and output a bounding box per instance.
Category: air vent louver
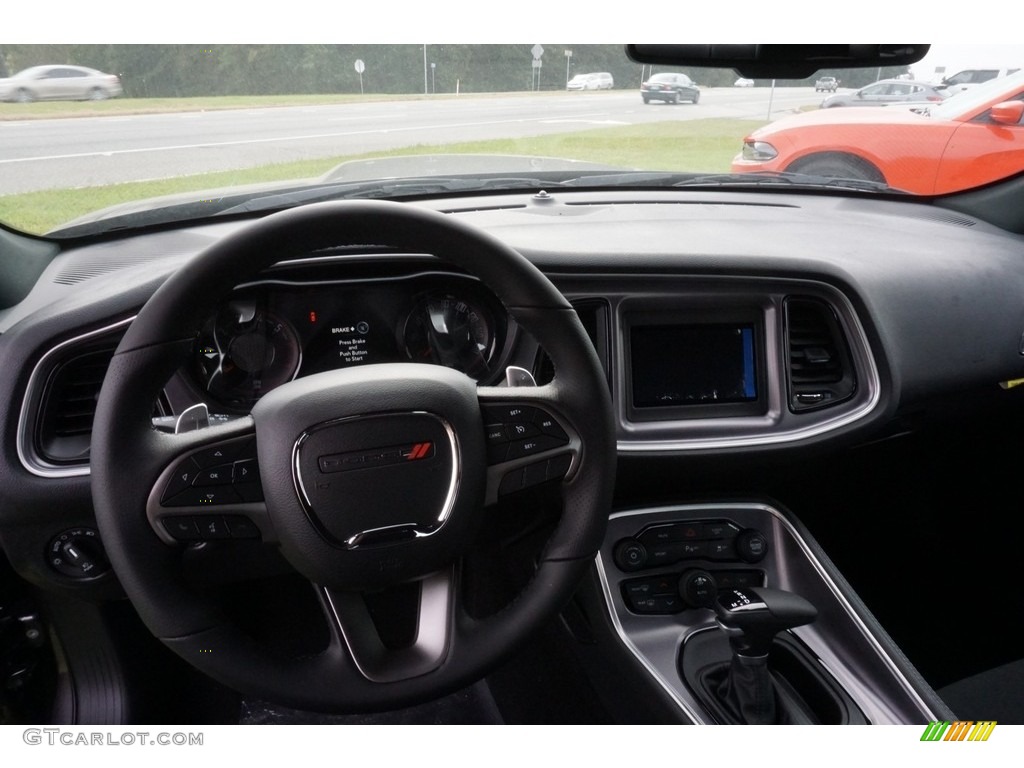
[36,347,117,464]
[785,297,856,412]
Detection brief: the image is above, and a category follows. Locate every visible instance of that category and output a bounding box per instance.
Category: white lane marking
[0,112,611,165]
[540,119,629,125]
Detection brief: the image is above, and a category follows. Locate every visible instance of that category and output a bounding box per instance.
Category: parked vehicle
[732,69,1024,194]
[820,78,946,107]
[938,67,1020,94]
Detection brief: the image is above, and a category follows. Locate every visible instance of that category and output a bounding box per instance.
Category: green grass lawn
[0,118,762,234]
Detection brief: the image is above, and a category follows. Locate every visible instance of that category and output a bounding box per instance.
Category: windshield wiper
[670,171,904,194]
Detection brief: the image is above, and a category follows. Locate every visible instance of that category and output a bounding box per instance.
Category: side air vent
[35,346,119,464]
[784,297,856,412]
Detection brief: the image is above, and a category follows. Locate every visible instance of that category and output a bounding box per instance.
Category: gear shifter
[713,587,817,724]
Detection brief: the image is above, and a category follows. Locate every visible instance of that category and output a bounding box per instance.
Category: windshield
[1,41,1023,237]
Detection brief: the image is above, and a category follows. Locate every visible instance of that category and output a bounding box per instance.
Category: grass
[0,118,763,234]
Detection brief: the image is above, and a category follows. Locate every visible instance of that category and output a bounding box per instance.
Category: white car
[0,65,123,103]
[567,72,614,90]
[734,77,755,87]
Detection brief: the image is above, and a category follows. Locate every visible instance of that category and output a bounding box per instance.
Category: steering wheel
[90,200,616,712]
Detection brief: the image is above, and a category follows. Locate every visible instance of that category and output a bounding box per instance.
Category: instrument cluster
[191,271,513,409]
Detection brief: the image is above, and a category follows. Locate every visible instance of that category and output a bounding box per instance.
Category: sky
[2,2,1021,45]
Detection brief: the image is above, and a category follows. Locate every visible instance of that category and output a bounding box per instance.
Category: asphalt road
[0,88,819,195]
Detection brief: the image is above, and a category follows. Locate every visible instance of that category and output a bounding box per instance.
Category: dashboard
[6,187,1024,489]
[3,186,1024,723]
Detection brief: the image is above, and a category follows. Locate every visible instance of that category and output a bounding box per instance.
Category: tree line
[0,45,910,97]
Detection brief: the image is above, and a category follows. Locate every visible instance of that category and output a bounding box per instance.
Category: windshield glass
[929,69,1024,118]
[1,36,1022,237]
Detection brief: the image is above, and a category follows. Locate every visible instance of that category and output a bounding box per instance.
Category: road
[0,88,818,195]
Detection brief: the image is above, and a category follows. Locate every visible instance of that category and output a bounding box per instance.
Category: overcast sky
[915,44,1024,77]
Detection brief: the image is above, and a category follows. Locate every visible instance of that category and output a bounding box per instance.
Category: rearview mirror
[625,44,929,79]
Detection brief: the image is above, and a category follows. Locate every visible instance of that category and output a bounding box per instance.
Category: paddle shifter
[713,586,818,724]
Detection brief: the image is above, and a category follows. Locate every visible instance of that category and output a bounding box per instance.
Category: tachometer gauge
[402,293,496,380]
[195,301,302,407]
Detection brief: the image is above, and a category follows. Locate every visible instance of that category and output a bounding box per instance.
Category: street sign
[531,44,544,60]
[354,59,365,74]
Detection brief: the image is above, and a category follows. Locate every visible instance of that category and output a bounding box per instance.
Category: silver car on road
[0,65,123,102]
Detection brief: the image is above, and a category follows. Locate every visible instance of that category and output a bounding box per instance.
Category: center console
[596,502,943,724]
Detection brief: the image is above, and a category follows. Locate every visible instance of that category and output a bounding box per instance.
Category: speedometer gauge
[195,301,302,407]
[402,293,496,380]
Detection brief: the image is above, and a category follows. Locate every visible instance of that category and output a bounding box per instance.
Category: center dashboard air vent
[784,297,856,412]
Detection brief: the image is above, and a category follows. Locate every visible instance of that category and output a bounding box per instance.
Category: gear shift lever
[713,587,817,724]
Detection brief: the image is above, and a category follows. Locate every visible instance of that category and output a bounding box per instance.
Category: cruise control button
[534,413,569,442]
[484,424,508,444]
[507,421,540,439]
[506,434,564,460]
[482,405,539,424]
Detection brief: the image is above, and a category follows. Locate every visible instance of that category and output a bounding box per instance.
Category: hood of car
[752,106,934,136]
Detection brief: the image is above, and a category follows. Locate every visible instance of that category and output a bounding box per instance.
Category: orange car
[732,70,1024,195]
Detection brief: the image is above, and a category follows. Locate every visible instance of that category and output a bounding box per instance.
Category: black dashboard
[3,186,1024,724]
[6,188,1024,492]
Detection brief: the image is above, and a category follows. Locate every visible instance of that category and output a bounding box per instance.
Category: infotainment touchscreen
[629,323,758,409]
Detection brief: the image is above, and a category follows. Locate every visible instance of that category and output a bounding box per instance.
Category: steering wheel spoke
[320,567,456,683]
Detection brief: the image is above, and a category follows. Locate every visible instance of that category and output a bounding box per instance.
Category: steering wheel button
[508,422,540,439]
[482,405,539,424]
[193,465,234,486]
[535,414,569,442]
[161,463,198,502]
[521,460,548,488]
[497,468,524,496]
[191,443,241,468]
[234,482,265,503]
[161,517,201,541]
[485,424,508,444]
[232,459,260,484]
[194,516,232,539]
[506,434,563,460]
[224,516,261,539]
[163,486,242,507]
[545,453,572,481]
